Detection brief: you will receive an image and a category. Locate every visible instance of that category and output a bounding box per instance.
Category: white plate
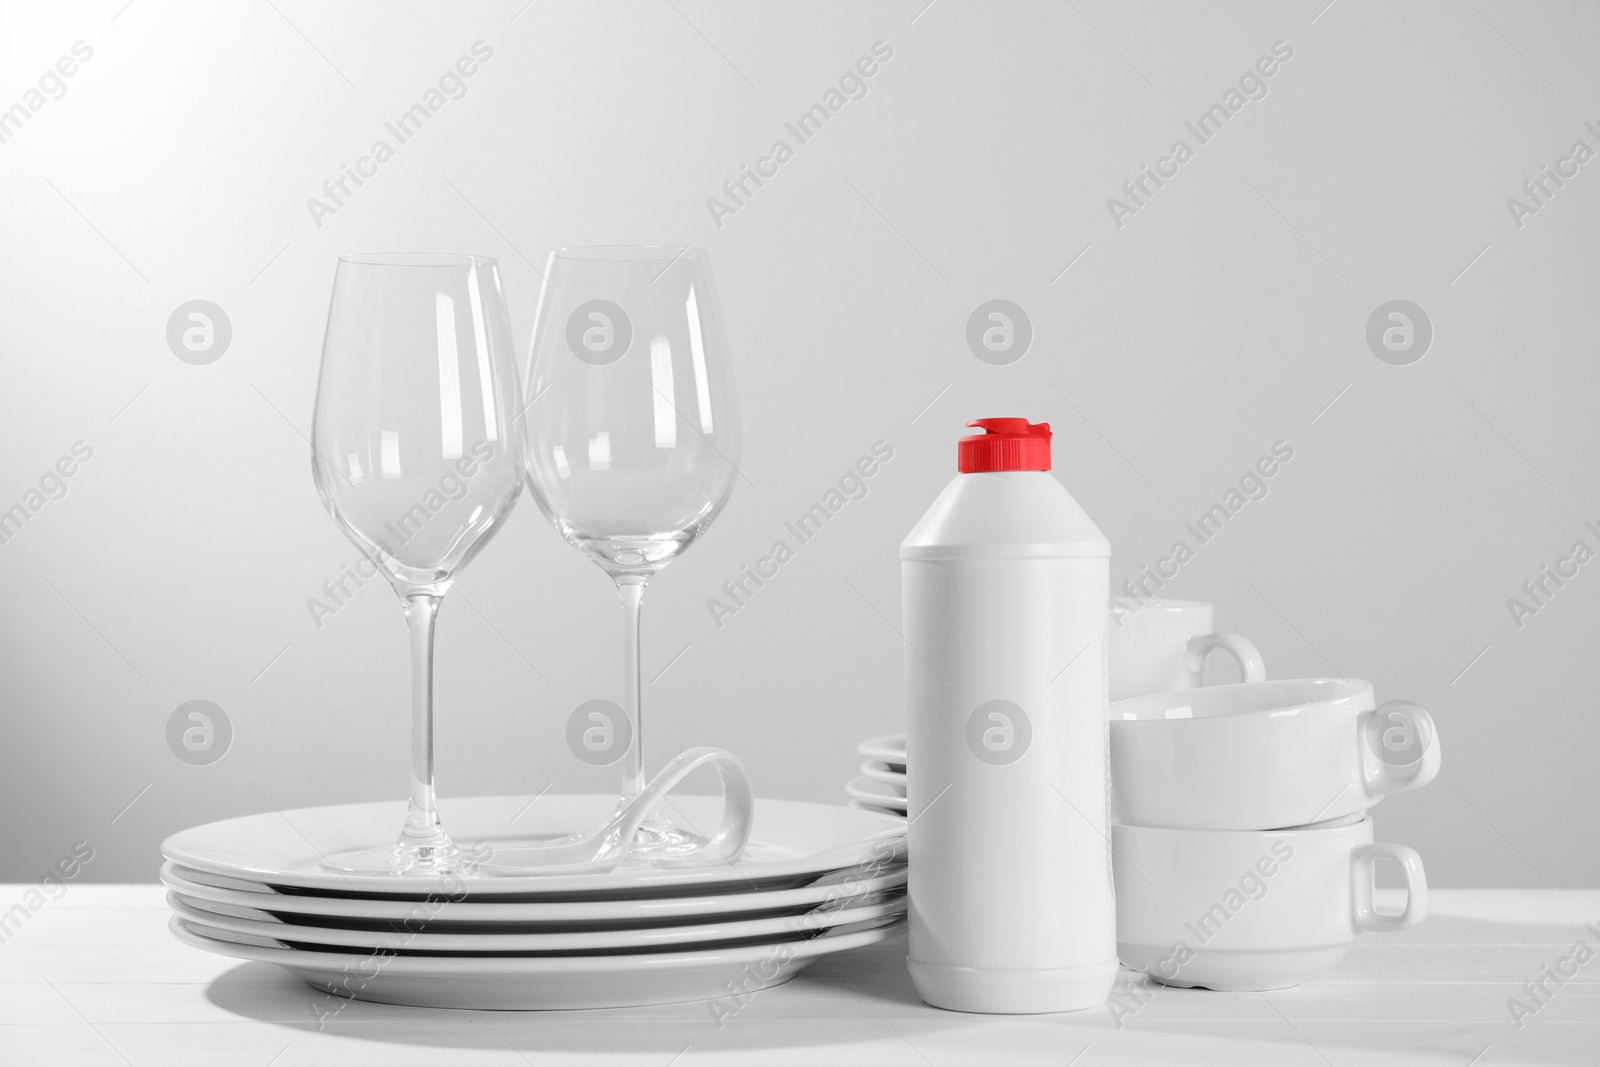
[162,795,904,897]
[161,860,907,923]
[858,760,907,789]
[170,890,904,952]
[847,800,907,819]
[844,776,907,810]
[857,733,906,765]
[170,913,906,1009]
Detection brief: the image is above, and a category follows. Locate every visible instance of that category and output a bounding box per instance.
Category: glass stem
[617,576,649,800]
[400,592,450,850]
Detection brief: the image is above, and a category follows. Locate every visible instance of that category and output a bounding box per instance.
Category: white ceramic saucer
[169,889,905,952]
[161,861,907,923]
[856,734,906,765]
[858,760,907,790]
[844,776,907,812]
[170,913,906,1009]
[162,795,904,897]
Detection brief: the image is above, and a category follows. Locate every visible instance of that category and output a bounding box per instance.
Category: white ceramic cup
[1110,678,1440,831]
[1113,815,1427,990]
[1108,599,1265,702]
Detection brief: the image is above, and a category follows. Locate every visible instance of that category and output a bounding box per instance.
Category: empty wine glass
[522,246,741,857]
[311,253,523,875]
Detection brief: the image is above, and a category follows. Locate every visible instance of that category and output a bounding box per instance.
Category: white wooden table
[1,886,1594,1065]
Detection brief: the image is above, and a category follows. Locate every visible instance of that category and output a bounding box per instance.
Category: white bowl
[1110,679,1440,831]
[1113,816,1426,990]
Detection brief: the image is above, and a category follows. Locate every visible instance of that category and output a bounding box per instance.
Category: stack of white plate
[845,734,906,818]
[162,794,905,1010]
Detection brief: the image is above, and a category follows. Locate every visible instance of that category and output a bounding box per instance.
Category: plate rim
[170,912,907,975]
[843,777,907,807]
[847,800,907,819]
[158,860,909,921]
[856,734,906,763]
[162,794,904,898]
[857,760,907,786]
[168,891,905,952]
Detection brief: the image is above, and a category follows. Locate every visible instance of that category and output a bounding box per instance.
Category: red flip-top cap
[958,418,1052,472]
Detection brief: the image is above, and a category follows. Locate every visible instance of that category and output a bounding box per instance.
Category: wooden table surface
[0,886,1594,1065]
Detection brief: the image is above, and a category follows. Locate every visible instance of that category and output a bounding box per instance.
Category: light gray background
[2,0,1595,886]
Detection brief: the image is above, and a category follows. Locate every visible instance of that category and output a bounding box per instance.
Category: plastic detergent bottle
[901,418,1116,1013]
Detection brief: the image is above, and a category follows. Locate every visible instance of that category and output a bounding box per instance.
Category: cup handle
[1358,701,1442,795]
[1351,841,1427,932]
[615,746,755,868]
[1183,632,1266,685]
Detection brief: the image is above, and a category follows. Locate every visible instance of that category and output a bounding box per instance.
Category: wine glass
[522,246,741,856]
[311,252,523,875]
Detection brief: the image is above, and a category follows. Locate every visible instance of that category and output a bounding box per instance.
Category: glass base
[323,832,466,877]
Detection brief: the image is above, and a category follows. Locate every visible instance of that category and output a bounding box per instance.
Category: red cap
[958,418,1052,472]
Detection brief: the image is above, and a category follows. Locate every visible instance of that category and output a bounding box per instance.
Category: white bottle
[902,418,1116,1014]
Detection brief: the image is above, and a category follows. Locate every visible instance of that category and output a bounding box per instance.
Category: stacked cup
[1109,600,1441,990]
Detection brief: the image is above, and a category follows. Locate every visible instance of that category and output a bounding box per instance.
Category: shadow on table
[206,916,1596,1064]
